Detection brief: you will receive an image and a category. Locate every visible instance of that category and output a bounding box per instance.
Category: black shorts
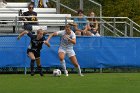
[27,49,40,58]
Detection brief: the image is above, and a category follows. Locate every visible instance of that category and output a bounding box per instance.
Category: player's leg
[69,56,83,76]
[28,51,36,76]
[35,51,43,76]
[68,50,83,76]
[36,58,43,76]
[58,49,68,76]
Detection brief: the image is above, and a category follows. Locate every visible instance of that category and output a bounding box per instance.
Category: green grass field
[0,73,140,93]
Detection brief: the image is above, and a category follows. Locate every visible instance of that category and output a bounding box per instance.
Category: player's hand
[44,41,50,47]
[64,35,70,40]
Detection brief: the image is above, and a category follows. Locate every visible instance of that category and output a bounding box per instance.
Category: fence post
[125,22,127,37]
[24,67,27,75]
[65,17,67,26]
[113,17,116,36]
[14,16,18,33]
[99,5,103,36]
[56,0,60,14]
[130,21,133,37]
[100,67,103,73]
[80,0,83,10]
[102,23,105,35]
[24,36,28,75]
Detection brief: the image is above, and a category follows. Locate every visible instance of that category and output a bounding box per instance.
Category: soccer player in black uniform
[17,29,50,76]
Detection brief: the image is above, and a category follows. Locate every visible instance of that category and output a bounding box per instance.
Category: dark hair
[28,3,34,8]
[77,9,83,14]
[65,24,71,28]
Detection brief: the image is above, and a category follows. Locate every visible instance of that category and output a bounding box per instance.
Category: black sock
[30,60,35,73]
[38,65,43,76]
[37,65,42,72]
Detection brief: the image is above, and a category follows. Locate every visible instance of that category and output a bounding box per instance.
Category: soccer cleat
[39,71,44,76]
[65,73,69,76]
[31,72,35,76]
[37,65,43,76]
[79,73,84,76]
[65,70,69,76]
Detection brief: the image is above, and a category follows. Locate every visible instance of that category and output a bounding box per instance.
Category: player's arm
[46,32,57,42]
[17,31,29,40]
[64,35,76,44]
[44,32,57,45]
[69,38,76,44]
[43,31,48,35]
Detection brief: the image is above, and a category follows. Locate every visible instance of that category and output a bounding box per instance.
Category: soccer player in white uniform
[45,24,83,76]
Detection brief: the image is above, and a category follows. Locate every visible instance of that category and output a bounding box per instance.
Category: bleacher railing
[48,0,140,37]
[0,16,140,37]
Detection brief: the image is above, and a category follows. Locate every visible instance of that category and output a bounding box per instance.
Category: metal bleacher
[0,2,73,34]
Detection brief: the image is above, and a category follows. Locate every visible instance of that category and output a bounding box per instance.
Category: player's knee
[31,59,35,61]
[59,58,64,61]
[59,56,64,61]
[74,64,78,67]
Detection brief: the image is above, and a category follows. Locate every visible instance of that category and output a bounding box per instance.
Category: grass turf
[0,73,140,93]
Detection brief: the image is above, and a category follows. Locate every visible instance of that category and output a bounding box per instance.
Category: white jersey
[56,30,76,49]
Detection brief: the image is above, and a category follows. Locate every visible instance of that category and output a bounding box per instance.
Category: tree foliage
[96,0,140,24]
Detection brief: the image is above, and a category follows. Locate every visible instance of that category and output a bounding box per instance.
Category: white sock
[77,65,82,75]
[61,60,67,74]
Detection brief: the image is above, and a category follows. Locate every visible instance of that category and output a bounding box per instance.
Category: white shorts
[58,47,75,58]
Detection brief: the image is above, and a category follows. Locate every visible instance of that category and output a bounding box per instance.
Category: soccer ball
[53,69,61,77]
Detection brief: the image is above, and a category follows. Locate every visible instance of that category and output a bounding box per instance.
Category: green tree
[99,0,140,24]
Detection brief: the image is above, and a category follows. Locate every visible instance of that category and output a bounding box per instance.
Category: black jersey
[23,11,38,25]
[27,32,46,52]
